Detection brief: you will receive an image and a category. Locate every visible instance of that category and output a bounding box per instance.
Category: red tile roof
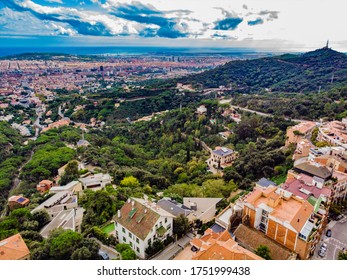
[0,234,30,260]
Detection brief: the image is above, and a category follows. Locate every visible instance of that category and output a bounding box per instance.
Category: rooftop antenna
[318,85,321,94]
[326,40,329,49]
[331,73,335,84]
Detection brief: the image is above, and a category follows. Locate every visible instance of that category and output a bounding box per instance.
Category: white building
[79,173,112,191]
[196,105,207,115]
[114,198,174,259]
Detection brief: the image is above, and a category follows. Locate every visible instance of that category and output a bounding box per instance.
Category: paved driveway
[312,220,347,260]
[151,233,194,260]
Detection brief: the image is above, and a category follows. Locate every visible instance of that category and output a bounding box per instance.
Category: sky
[0,0,346,51]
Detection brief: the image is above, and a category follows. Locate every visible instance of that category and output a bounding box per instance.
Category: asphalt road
[312,220,347,260]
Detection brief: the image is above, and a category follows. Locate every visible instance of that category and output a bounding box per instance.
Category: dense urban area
[0,46,347,261]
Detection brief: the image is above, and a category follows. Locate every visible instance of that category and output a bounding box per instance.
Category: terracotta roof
[0,234,30,260]
[39,180,53,185]
[114,198,172,241]
[8,196,30,205]
[245,187,314,233]
[192,230,262,260]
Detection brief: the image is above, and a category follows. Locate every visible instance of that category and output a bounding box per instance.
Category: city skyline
[0,0,346,52]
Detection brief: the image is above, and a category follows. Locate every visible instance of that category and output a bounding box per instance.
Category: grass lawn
[271,173,287,185]
[102,223,115,234]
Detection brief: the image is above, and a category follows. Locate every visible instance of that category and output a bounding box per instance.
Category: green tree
[49,229,83,259]
[338,251,347,260]
[60,160,79,185]
[121,249,137,260]
[255,245,271,260]
[173,214,190,238]
[120,176,140,189]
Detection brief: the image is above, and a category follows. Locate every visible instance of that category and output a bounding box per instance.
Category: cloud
[258,10,279,21]
[45,0,63,4]
[214,17,243,30]
[248,18,264,26]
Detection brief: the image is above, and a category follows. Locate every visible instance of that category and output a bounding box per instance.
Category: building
[255,178,277,189]
[50,181,83,194]
[156,198,192,217]
[293,139,314,160]
[196,105,207,115]
[31,191,78,218]
[79,173,112,191]
[8,196,30,210]
[218,131,232,140]
[41,118,70,133]
[114,198,174,259]
[207,146,237,172]
[314,154,347,173]
[242,186,322,259]
[318,120,347,147]
[183,197,222,222]
[285,121,316,147]
[40,208,83,238]
[0,234,30,260]
[289,161,332,181]
[36,180,53,193]
[189,229,263,260]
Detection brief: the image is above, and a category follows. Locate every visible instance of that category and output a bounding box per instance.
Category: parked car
[98,251,110,260]
[318,247,327,257]
[321,243,328,249]
[326,229,332,237]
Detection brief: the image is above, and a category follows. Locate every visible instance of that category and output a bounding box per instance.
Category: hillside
[179,48,347,93]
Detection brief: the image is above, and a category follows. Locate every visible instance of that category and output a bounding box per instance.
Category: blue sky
[0,0,346,51]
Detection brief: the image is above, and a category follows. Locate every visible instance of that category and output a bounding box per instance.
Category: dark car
[98,251,110,260]
[326,229,332,237]
[318,248,327,257]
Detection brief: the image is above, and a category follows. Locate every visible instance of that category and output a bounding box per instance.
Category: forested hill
[178,47,347,93]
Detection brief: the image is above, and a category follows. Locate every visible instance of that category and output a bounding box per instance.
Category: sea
[0,46,276,58]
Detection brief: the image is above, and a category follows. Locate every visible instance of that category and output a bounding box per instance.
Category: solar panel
[16,197,26,203]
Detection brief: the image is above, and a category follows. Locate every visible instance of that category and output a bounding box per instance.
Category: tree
[338,251,347,260]
[173,214,190,238]
[255,245,271,260]
[60,160,79,185]
[121,248,137,260]
[32,210,50,228]
[120,176,140,189]
[49,229,83,259]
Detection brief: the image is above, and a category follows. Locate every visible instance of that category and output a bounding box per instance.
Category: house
[40,208,84,238]
[31,191,78,218]
[318,120,347,147]
[175,229,262,260]
[8,196,30,210]
[196,105,207,115]
[293,139,314,160]
[50,181,83,194]
[156,198,192,217]
[0,234,30,260]
[289,161,332,181]
[79,173,112,191]
[207,146,237,172]
[41,118,70,133]
[215,204,243,232]
[183,197,222,222]
[114,198,174,259]
[241,186,323,259]
[255,178,277,189]
[36,180,53,193]
[285,121,316,147]
[218,131,232,140]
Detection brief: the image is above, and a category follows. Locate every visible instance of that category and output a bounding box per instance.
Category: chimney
[127,198,131,203]
[131,200,135,209]
[144,209,147,213]
[117,210,121,218]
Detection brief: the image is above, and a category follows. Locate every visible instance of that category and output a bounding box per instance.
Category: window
[160,221,162,227]
[130,242,133,247]
[137,247,140,253]
[167,224,171,230]
[123,237,126,242]
[136,238,139,243]
[122,227,125,233]
[129,232,132,238]
[165,218,167,223]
